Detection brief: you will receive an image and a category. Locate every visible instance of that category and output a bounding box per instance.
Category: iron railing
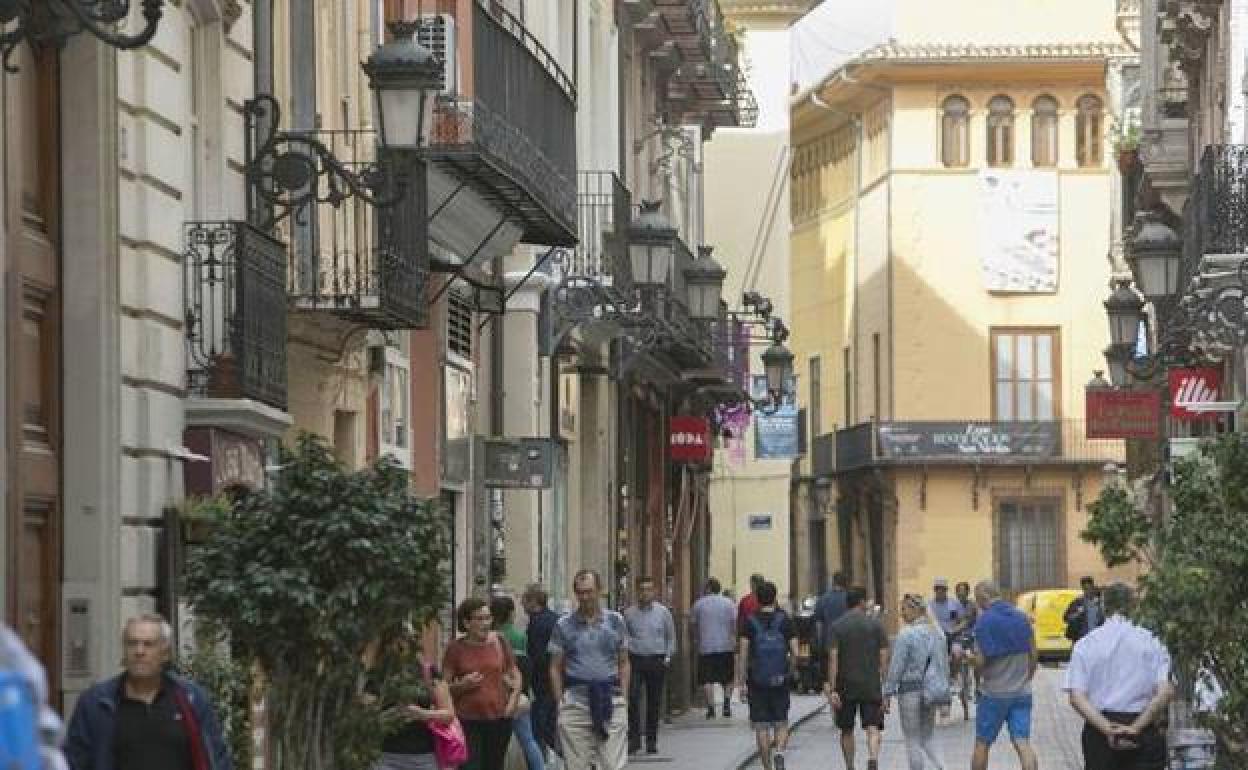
[184,221,288,409]
[1182,145,1248,285]
[574,171,633,291]
[814,419,1125,475]
[284,129,429,329]
[426,0,577,243]
[655,0,757,130]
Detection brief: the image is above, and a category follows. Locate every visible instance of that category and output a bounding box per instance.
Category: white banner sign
[979,170,1059,292]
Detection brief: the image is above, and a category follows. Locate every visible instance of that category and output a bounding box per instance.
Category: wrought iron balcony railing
[1181,145,1248,286]
[574,171,633,292]
[426,0,577,246]
[652,0,757,130]
[277,129,429,329]
[184,221,288,410]
[813,419,1125,475]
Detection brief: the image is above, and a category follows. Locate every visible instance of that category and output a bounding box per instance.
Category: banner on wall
[752,375,800,459]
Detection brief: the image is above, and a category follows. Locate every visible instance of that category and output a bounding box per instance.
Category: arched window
[1076,94,1104,167]
[941,95,970,168]
[987,95,1014,167]
[1031,95,1059,167]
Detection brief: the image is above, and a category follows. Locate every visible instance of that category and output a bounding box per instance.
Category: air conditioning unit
[418,14,458,95]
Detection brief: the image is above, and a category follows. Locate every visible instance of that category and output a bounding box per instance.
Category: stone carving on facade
[1160,1,1218,79]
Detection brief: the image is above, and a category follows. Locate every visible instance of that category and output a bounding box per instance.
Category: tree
[183,433,450,770]
[1083,434,1248,754]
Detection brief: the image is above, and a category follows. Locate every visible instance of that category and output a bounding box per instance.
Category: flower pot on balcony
[1117,147,1140,175]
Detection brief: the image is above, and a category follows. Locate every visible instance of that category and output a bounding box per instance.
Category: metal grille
[996,499,1060,594]
[1185,145,1248,285]
[417,14,456,93]
[574,171,632,287]
[447,290,474,359]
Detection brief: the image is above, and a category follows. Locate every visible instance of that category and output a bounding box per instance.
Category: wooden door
[5,45,62,700]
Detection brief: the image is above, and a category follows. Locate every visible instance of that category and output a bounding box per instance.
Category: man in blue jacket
[66,613,231,770]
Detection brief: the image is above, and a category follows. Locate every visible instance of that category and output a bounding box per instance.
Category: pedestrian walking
[882,594,949,770]
[491,596,544,770]
[2,623,68,770]
[735,581,797,770]
[970,580,1039,770]
[814,572,849,655]
[549,569,630,770]
[1064,582,1174,770]
[366,629,457,770]
[444,598,521,770]
[737,573,765,633]
[1064,576,1106,644]
[825,586,889,770]
[623,577,675,755]
[690,577,737,719]
[65,613,231,770]
[521,584,559,756]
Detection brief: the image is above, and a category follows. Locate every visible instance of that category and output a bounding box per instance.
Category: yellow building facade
[790,6,1139,620]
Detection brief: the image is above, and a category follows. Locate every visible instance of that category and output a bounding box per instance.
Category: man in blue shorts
[735,581,798,770]
[970,580,1038,770]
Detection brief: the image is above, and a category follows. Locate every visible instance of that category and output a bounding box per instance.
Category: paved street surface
[738,667,1083,770]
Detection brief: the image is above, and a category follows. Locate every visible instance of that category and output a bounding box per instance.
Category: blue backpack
[0,664,41,770]
[748,611,789,688]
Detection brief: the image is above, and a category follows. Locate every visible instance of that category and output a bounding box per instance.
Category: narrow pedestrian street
[735,668,1083,770]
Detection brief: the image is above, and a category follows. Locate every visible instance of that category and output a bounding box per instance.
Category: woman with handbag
[883,594,951,770]
[445,598,521,770]
[491,596,545,770]
[368,636,461,770]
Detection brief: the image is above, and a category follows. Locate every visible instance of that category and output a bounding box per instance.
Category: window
[987,95,1015,167]
[809,356,822,436]
[992,329,1058,420]
[871,333,882,420]
[842,346,853,425]
[1076,94,1104,168]
[996,498,1061,593]
[941,95,970,168]
[1031,95,1059,168]
[380,348,411,468]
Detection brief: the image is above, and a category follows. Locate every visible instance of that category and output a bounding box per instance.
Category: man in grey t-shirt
[690,577,737,719]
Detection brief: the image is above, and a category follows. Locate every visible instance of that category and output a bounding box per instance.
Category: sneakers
[772,751,786,770]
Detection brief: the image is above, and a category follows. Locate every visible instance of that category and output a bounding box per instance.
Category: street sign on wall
[669,416,712,463]
[1086,389,1161,439]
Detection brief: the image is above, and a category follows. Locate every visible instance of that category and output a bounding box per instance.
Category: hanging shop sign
[1085,389,1162,439]
[1169,367,1222,421]
[752,374,800,459]
[669,416,712,463]
[877,421,1060,459]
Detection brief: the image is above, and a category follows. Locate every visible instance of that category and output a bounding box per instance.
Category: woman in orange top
[444,597,522,770]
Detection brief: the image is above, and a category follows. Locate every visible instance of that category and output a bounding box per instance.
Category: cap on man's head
[933,577,949,589]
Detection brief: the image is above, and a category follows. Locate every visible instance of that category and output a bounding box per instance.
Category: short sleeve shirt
[928,597,966,635]
[691,594,737,654]
[549,609,628,686]
[829,611,889,701]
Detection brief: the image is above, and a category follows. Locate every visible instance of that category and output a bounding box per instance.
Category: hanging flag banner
[1170,367,1222,421]
[752,375,800,459]
[1086,389,1162,439]
[670,416,712,463]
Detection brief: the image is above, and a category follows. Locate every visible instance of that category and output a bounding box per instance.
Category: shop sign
[1085,389,1161,439]
[877,421,1060,459]
[752,375,800,459]
[669,416,712,463]
[1170,367,1222,421]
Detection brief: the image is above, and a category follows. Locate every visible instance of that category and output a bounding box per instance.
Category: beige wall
[708,459,792,601]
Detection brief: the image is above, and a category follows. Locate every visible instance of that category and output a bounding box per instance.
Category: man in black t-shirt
[825,587,890,770]
[735,582,798,770]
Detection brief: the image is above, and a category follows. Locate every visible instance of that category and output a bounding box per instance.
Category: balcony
[426,0,577,247]
[573,171,634,292]
[184,221,289,410]
[283,131,430,329]
[813,420,1124,475]
[1182,145,1248,281]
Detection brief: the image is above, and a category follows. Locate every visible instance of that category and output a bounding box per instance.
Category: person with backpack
[883,594,950,770]
[1,623,67,770]
[734,581,797,770]
[825,587,890,770]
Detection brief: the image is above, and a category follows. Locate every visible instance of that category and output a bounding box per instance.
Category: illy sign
[1170,367,1222,421]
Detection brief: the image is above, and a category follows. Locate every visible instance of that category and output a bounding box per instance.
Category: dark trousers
[1081,712,1166,770]
[530,691,558,753]
[462,717,514,770]
[628,654,667,748]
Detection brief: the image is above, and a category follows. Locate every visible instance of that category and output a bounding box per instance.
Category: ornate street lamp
[1103,345,1130,388]
[1,0,164,73]
[628,200,676,287]
[1127,212,1183,304]
[1105,279,1144,350]
[1086,370,1112,390]
[363,20,441,150]
[761,340,795,397]
[684,245,726,321]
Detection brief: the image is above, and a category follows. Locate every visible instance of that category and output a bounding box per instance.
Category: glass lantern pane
[379,89,422,149]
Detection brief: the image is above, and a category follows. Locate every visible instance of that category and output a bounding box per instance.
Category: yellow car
[1015,589,1080,660]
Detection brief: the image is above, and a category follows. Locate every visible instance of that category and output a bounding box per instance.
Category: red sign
[1085,389,1161,439]
[669,416,712,462]
[1170,367,1222,421]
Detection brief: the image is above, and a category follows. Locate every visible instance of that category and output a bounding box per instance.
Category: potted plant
[1112,121,1141,174]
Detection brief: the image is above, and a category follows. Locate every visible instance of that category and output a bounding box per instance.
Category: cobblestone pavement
[740,666,1084,770]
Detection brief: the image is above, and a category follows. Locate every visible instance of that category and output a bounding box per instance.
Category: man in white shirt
[690,577,738,719]
[1064,583,1174,770]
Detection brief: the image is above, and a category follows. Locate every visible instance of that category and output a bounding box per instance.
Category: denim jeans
[512,708,545,770]
[898,691,944,769]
